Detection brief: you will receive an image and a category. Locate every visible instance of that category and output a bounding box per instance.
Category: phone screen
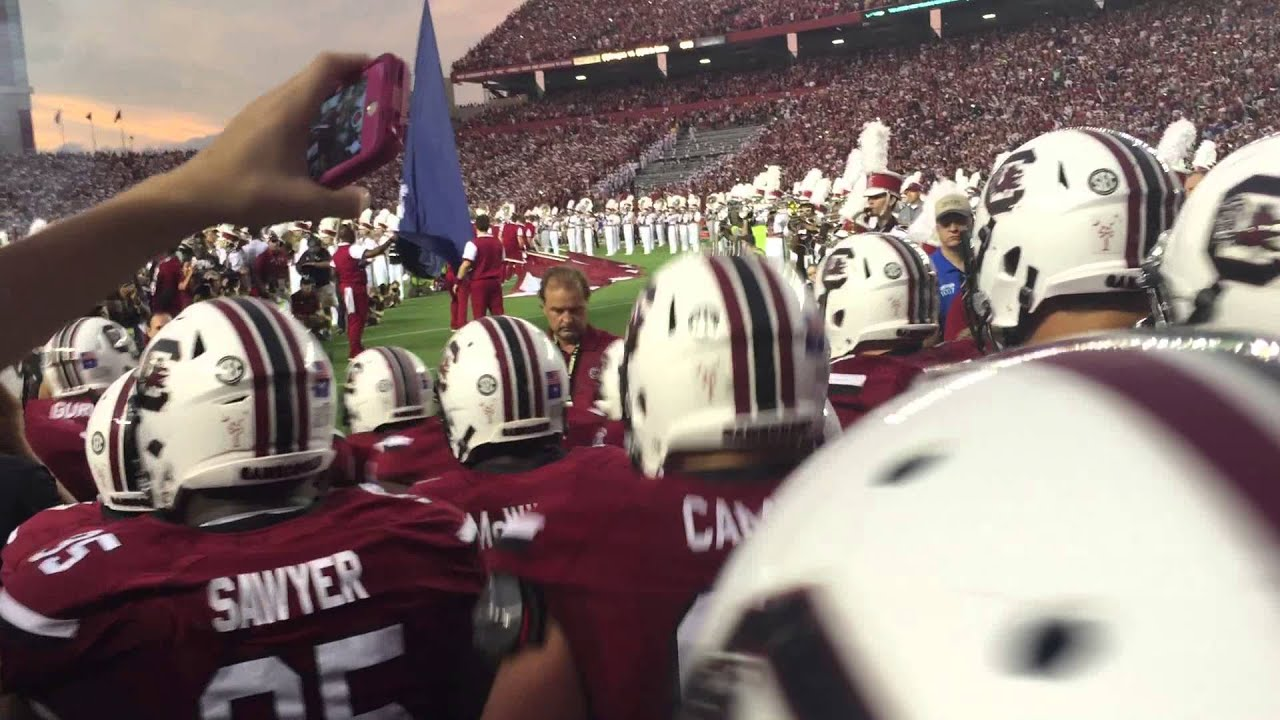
[307,76,369,179]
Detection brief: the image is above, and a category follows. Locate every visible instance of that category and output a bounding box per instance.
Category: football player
[24,317,138,501]
[3,370,152,584]
[817,232,940,428]
[967,128,1184,351]
[681,331,1280,718]
[407,315,570,548]
[342,345,456,486]
[1145,132,1280,336]
[0,297,487,719]
[472,255,830,720]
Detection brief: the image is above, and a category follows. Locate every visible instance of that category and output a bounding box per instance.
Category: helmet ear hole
[1003,247,1022,276]
[832,309,846,327]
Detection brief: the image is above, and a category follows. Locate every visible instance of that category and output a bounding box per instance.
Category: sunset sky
[21,0,521,151]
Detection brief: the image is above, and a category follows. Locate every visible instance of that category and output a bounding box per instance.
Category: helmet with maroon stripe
[129,297,336,510]
[84,371,151,512]
[41,316,139,399]
[817,233,939,358]
[1147,133,1280,336]
[344,346,436,434]
[622,254,829,478]
[970,128,1184,349]
[683,328,1280,718]
[437,316,567,464]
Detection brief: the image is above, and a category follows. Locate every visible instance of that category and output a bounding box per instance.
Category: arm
[481,619,587,720]
[363,237,396,260]
[0,52,373,368]
[457,260,473,281]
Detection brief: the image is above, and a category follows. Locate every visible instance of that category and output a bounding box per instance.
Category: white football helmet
[345,346,436,434]
[972,128,1184,348]
[0,365,20,400]
[1147,132,1280,336]
[437,316,567,464]
[684,329,1280,718]
[623,255,829,477]
[84,371,152,512]
[41,317,139,399]
[129,297,336,510]
[592,338,625,421]
[817,233,939,358]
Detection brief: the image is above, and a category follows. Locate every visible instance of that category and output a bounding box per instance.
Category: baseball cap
[935,193,973,221]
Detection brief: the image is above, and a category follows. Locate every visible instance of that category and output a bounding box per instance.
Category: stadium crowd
[453,0,902,73]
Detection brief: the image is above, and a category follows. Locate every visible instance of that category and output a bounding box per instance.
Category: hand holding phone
[307,53,410,188]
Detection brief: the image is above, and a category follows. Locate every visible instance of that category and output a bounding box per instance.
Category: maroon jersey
[343,430,384,483]
[0,485,484,719]
[483,445,782,720]
[467,233,505,282]
[563,407,625,449]
[331,243,367,288]
[255,247,291,290]
[290,289,321,319]
[907,338,984,368]
[23,394,97,502]
[827,353,923,428]
[499,222,524,262]
[150,255,185,315]
[366,420,459,489]
[2,502,105,585]
[562,325,620,413]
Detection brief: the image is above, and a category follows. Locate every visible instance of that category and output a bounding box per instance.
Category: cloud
[21,0,524,151]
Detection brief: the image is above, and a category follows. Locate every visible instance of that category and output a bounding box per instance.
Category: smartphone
[307,53,410,188]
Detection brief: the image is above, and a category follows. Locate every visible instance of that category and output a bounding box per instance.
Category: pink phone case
[317,53,410,189]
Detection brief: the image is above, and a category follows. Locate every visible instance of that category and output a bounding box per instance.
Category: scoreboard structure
[0,0,34,154]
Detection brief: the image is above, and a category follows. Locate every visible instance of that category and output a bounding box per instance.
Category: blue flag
[398,0,471,275]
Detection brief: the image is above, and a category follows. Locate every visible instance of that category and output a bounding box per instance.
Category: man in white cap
[857,171,904,233]
[928,193,973,334]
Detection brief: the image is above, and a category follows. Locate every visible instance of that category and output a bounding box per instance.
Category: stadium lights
[887,0,966,14]
[679,40,695,50]
[832,38,845,45]
[699,58,711,64]
[866,10,886,17]
[575,74,587,81]
[983,12,997,19]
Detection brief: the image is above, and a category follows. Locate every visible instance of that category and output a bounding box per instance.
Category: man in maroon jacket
[537,267,618,445]
[332,223,392,358]
[499,213,525,282]
[458,215,505,319]
[149,248,186,316]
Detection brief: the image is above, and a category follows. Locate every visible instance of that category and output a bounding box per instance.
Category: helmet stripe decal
[375,347,407,408]
[493,316,534,420]
[393,347,424,409]
[64,317,88,392]
[108,373,136,494]
[263,301,311,453]
[881,234,921,324]
[477,317,515,422]
[1044,352,1280,542]
[751,258,797,410]
[510,318,546,418]
[730,256,779,412]
[1080,129,1144,267]
[209,300,271,457]
[1080,129,1178,268]
[708,257,751,414]
[234,298,305,453]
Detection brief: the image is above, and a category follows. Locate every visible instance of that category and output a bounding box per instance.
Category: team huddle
[2,123,1279,718]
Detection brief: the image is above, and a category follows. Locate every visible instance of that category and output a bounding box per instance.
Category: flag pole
[119,126,126,152]
[88,119,97,153]
[58,122,65,148]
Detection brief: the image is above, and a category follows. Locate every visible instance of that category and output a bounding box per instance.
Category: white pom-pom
[1156,119,1197,173]
[858,120,891,174]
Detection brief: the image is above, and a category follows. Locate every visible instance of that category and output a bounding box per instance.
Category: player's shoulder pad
[472,572,545,663]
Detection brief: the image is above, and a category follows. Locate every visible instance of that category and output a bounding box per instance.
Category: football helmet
[816,233,939,358]
[345,346,436,434]
[84,371,151,512]
[683,329,1280,718]
[0,365,20,401]
[1146,133,1280,336]
[622,255,829,477]
[128,297,336,510]
[437,316,567,464]
[970,128,1183,349]
[592,338,625,421]
[41,317,139,399]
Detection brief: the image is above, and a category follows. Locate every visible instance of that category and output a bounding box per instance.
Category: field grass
[321,250,679,379]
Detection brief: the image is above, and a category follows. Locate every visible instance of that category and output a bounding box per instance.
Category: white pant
[669,225,682,255]
[655,225,666,247]
[685,223,700,252]
[764,235,786,260]
[370,255,390,288]
[604,227,619,255]
[583,228,595,256]
[623,225,635,255]
[549,230,561,255]
[568,228,581,253]
[639,226,653,254]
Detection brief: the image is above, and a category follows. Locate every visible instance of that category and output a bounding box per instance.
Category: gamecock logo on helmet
[985,149,1036,216]
[1210,177,1280,287]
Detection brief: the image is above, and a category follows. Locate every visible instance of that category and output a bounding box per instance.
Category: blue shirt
[929,248,966,327]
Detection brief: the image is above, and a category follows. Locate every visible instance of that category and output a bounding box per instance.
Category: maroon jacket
[827,354,923,428]
[0,485,484,719]
[560,325,620,442]
[366,419,460,488]
[482,445,784,720]
[150,256,185,315]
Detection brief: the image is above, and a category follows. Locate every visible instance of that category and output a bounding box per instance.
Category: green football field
[322,251,678,380]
